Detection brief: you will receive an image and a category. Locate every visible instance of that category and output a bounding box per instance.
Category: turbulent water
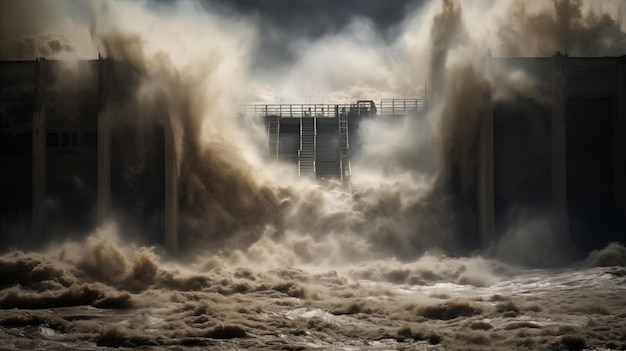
[2,1,626,350]
[0,239,625,350]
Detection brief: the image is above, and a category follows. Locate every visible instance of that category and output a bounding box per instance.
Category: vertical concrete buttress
[97,57,111,226]
[478,54,495,249]
[164,116,178,253]
[32,59,46,240]
[616,58,626,219]
[551,54,570,240]
[478,87,495,248]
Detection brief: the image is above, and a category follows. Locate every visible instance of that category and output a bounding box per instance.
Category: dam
[0,53,624,255]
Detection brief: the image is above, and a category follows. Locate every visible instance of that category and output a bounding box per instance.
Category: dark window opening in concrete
[316,118,340,180]
[83,132,97,148]
[111,123,165,245]
[565,97,621,252]
[71,132,78,147]
[280,120,300,133]
[49,132,84,148]
[0,101,34,244]
[46,182,97,238]
[1,131,32,156]
[347,119,361,158]
[47,132,60,147]
[60,133,69,147]
[277,118,300,165]
[493,98,552,240]
[0,183,32,245]
[0,104,34,129]
[46,129,98,240]
[1,104,34,156]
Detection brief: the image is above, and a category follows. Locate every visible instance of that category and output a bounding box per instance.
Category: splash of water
[1,0,625,264]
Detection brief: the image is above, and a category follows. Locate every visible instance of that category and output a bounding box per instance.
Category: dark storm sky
[152,0,428,70]
[213,0,425,37]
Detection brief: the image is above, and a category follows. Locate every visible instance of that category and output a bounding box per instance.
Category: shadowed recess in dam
[1,0,626,349]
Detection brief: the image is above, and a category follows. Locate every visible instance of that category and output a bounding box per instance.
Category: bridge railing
[379,98,424,116]
[241,103,370,118]
[241,99,422,118]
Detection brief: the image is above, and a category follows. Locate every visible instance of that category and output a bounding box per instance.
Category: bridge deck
[241,99,424,118]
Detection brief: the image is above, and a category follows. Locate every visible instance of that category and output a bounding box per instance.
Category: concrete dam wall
[482,55,626,254]
[1,54,624,255]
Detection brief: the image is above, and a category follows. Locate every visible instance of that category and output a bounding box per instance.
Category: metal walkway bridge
[241,99,425,186]
[241,98,424,118]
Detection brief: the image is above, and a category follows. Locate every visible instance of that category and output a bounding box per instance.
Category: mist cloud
[1,0,625,264]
